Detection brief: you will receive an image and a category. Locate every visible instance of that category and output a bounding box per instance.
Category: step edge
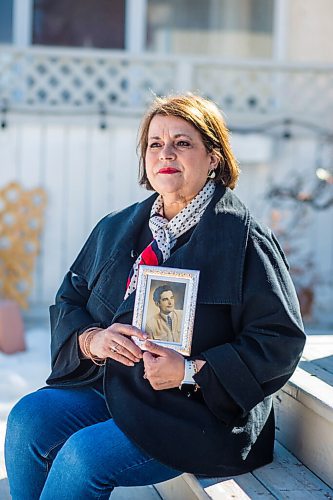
[153,473,210,500]
[280,367,333,423]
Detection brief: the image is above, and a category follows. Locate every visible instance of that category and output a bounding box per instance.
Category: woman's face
[145,115,218,202]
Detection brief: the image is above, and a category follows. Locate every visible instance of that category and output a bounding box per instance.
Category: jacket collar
[113,185,250,322]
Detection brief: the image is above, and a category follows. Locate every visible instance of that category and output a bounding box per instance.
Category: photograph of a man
[145,284,184,343]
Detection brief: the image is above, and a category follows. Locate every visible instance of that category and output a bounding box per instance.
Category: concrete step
[274,335,333,488]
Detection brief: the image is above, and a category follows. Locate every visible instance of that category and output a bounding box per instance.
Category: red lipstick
[158,167,179,174]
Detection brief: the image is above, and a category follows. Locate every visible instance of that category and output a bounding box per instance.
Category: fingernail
[129,362,135,366]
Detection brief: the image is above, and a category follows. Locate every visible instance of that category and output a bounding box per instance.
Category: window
[32,0,125,49]
[146,0,274,59]
[0,0,13,43]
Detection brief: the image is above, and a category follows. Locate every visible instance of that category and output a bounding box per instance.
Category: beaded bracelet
[81,328,106,366]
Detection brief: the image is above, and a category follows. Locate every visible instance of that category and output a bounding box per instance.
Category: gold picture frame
[132,265,200,356]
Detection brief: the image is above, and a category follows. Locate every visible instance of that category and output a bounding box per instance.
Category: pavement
[0,328,51,481]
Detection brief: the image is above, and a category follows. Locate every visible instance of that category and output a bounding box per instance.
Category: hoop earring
[207,169,216,179]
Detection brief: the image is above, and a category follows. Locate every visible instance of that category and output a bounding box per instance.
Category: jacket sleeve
[47,270,105,384]
[194,225,306,424]
[46,214,115,384]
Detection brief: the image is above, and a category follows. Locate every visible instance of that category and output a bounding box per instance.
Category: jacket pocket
[85,257,120,318]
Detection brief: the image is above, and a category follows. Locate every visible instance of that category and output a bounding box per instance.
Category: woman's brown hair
[138,93,240,190]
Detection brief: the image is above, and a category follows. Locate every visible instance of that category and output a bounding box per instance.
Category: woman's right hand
[82,324,148,366]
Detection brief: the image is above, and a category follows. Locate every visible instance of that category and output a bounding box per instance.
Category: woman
[5,94,305,499]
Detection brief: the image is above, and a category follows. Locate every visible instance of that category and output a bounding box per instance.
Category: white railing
[1,46,333,127]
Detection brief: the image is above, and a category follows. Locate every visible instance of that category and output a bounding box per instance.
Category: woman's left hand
[142,340,184,390]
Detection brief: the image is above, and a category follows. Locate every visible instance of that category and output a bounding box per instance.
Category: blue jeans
[5,381,182,499]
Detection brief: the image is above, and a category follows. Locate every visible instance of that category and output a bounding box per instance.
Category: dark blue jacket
[47,185,305,476]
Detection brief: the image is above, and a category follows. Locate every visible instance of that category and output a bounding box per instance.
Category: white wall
[287,0,333,63]
[0,114,147,311]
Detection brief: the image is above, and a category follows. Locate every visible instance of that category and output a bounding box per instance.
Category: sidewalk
[0,328,51,480]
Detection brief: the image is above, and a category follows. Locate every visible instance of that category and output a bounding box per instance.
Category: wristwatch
[179,359,199,396]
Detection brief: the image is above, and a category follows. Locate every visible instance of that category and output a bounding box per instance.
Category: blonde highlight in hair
[138,93,240,190]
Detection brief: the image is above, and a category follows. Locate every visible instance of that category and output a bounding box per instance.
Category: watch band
[179,359,198,387]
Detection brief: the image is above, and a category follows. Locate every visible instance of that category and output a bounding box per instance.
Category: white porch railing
[1,46,333,127]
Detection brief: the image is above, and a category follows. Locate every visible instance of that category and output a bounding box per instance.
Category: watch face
[182,380,195,387]
[179,383,196,398]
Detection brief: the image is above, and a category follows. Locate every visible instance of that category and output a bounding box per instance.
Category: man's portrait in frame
[132,266,200,356]
[145,281,186,343]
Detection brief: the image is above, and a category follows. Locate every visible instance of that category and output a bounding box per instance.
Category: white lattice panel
[0,48,177,112]
[193,64,333,125]
[0,47,333,128]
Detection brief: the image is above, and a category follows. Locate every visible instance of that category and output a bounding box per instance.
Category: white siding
[0,114,332,326]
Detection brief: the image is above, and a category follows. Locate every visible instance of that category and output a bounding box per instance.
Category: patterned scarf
[124,180,215,299]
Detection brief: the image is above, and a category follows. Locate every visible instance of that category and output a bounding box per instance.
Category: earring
[207,169,216,179]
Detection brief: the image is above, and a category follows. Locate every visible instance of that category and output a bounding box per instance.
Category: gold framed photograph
[132,265,200,356]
